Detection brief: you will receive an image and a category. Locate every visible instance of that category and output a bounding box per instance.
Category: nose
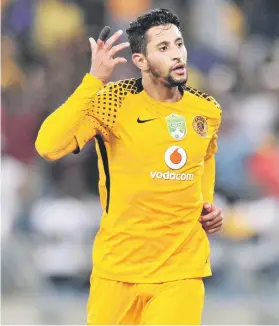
[170,46,186,62]
[171,48,183,61]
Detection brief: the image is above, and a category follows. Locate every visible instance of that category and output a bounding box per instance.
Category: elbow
[35,136,58,161]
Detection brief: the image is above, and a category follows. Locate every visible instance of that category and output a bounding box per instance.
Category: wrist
[89,71,108,85]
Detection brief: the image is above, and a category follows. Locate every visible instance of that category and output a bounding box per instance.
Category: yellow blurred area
[32,0,85,54]
[222,210,256,240]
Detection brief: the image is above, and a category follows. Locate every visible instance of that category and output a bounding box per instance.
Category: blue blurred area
[1,0,279,324]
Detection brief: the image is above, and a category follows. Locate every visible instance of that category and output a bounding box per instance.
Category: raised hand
[89,27,130,84]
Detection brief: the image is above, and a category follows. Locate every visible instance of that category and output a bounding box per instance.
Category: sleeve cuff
[83,73,104,89]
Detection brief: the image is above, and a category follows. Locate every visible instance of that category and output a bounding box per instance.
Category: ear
[132,53,149,71]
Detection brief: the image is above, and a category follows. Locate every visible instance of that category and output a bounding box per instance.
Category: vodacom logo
[150,146,193,181]
[164,146,187,170]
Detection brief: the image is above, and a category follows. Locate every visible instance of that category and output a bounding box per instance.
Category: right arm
[35,29,129,161]
[35,75,104,160]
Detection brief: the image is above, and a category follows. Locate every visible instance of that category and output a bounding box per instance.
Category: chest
[111,102,215,167]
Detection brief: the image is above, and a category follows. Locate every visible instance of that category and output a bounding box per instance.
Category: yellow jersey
[35,74,222,283]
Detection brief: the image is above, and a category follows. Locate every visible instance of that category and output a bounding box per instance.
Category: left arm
[202,134,218,204]
[200,113,223,233]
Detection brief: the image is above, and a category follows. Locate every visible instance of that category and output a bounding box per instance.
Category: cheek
[161,57,171,74]
[148,55,171,75]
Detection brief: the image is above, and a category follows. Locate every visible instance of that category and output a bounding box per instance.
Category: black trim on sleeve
[95,135,110,213]
[73,148,80,154]
[73,136,80,154]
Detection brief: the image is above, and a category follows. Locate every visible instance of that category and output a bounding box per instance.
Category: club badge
[192,116,208,137]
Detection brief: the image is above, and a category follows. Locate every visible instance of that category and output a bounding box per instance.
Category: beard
[148,61,188,88]
[165,74,188,87]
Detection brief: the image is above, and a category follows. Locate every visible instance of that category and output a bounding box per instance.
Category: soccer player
[35,8,223,325]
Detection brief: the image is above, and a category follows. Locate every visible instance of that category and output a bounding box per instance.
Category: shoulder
[92,78,143,130]
[183,85,222,114]
[99,78,143,96]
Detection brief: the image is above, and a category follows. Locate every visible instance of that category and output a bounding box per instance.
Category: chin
[166,75,188,87]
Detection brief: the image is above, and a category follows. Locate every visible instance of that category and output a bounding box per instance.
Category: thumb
[200,203,212,221]
[204,203,212,212]
[89,37,97,57]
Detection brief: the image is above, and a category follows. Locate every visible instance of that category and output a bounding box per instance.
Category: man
[36,8,223,325]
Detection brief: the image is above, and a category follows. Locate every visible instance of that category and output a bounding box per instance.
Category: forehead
[146,24,182,44]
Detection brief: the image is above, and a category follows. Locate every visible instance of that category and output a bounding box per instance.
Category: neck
[142,74,182,103]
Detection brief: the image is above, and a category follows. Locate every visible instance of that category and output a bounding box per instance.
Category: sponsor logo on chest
[150,146,194,181]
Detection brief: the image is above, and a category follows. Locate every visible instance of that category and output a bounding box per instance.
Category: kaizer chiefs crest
[192,116,208,137]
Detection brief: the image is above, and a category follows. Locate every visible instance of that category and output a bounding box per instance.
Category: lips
[173,64,185,70]
[172,64,186,74]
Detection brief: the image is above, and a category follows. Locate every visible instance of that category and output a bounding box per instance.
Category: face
[141,24,188,87]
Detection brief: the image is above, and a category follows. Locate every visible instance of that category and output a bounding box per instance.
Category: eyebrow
[156,37,183,47]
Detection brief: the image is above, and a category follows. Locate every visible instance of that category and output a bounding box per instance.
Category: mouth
[172,63,186,75]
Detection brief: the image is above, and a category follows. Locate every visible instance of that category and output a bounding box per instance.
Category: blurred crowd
[1,0,279,324]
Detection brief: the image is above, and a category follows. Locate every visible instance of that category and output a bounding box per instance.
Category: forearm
[202,155,216,204]
[35,74,103,161]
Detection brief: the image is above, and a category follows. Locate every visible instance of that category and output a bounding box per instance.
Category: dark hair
[126,8,181,54]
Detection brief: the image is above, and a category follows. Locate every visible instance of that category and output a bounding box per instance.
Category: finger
[109,42,130,57]
[206,226,222,234]
[98,26,111,42]
[200,209,221,222]
[201,207,209,215]
[204,221,223,230]
[89,37,97,56]
[96,39,104,50]
[203,203,212,212]
[113,57,128,65]
[104,30,124,50]
[214,222,223,229]
[204,215,223,227]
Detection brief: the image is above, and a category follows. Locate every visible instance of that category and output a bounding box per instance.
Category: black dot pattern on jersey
[87,78,140,138]
[185,86,222,111]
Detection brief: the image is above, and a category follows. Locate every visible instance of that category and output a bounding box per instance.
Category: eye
[177,42,183,48]
[159,45,168,52]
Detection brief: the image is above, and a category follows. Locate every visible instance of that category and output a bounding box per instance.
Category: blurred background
[1,0,279,324]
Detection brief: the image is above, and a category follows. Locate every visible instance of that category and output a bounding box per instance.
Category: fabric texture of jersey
[35,74,222,283]
[87,275,205,325]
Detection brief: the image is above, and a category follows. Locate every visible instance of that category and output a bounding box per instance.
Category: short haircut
[126,8,181,54]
